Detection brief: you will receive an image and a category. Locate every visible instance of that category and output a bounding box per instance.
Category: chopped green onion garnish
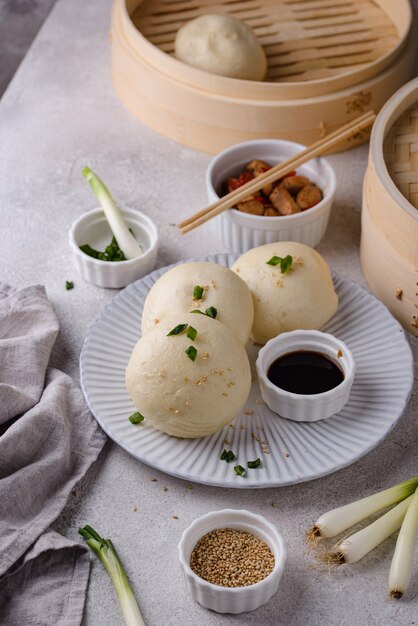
[80,243,107,260]
[65,280,74,290]
[167,323,188,336]
[129,412,145,424]
[280,255,293,273]
[190,307,218,319]
[193,285,204,299]
[187,326,197,341]
[247,458,261,469]
[79,236,128,262]
[266,254,293,274]
[234,465,246,477]
[221,449,236,463]
[185,346,197,361]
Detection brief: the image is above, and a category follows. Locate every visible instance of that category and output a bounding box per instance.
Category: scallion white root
[82,166,143,259]
[79,525,145,626]
[389,487,418,599]
[309,475,418,539]
[329,495,413,565]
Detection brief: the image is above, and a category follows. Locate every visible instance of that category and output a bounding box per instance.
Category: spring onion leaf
[234,465,246,477]
[79,525,145,626]
[220,450,236,463]
[185,346,197,361]
[187,326,197,341]
[193,285,204,299]
[65,281,74,290]
[82,166,142,260]
[129,412,145,425]
[167,323,188,336]
[247,458,261,469]
[266,255,293,274]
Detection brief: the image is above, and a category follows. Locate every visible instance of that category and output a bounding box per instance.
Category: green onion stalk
[79,525,145,626]
[82,167,142,260]
[389,486,418,599]
[308,475,418,540]
[329,495,414,565]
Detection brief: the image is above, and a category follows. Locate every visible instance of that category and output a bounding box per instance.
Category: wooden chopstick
[178,111,376,234]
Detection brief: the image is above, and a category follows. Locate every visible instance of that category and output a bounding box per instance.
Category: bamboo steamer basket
[360,78,418,336]
[110,0,416,153]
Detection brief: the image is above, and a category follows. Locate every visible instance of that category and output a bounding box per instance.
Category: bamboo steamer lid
[360,78,418,336]
[110,0,416,153]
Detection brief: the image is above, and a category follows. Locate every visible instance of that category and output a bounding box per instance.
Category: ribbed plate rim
[80,254,413,488]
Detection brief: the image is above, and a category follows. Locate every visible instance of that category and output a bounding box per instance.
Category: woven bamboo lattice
[132,0,399,83]
[384,104,418,210]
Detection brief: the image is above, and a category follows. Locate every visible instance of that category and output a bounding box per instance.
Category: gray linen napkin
[0,283,106,625]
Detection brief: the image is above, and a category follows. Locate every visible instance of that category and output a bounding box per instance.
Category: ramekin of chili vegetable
[206,139,336,253]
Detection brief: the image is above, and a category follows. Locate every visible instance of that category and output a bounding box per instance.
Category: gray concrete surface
[0,0,57,96]
[0,1,417,625]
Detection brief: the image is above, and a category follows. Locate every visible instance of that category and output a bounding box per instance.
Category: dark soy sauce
[267,350,344,395]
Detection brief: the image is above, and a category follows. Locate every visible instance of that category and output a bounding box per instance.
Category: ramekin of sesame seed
[178,509,286,614]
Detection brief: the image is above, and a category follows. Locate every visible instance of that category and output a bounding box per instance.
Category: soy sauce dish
[256,330,355,422]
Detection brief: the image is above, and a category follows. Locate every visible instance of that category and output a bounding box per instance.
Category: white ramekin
[256,330,355,422]
[178,508,286,614]
[69,207,158,288]
[206,139,336,253]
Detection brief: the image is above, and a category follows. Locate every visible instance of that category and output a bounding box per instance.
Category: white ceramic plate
[80,254,413,488]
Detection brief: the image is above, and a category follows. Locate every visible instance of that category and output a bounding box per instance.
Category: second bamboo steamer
[361,78,418,337]
[110,0,416,153]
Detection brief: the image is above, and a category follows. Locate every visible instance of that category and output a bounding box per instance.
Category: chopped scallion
[79,233,135,262]
[190,307,217,319]
[187,326,197,341]
[167,323,188,337]
[234,465,246,477]
[65,281,74,290]
[266,254,293,274]
[193,285,204,299]
[129,412,145,425]
[220,450,236,463]
[185,346,197,361]
[247,458,261,469]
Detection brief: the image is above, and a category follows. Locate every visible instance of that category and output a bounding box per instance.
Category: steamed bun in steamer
[126,313,251,439]
[141,261,254,345]
[174,14,267,81]
[232,242,338,345]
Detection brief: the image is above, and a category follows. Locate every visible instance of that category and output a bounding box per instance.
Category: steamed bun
[232,242,338,345]
[141,261,254,345]
[126,313,251,438]
[174,14,267,81]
